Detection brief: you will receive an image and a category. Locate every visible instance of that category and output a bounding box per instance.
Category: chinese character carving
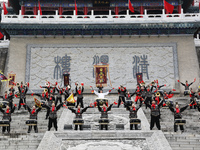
[54,54,71,80]
[132,55,149,80]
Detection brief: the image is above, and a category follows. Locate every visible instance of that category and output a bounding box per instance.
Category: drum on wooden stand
[174,119,186,125]
[73,119,84,125]
[26,119,37,126]
[130,118,141,124]
[0,101,8,108]
[66,102,75,108]
[184,90,190,96]
[125,100,133,107]
[95,98,108,107]
[0,120,10,126]
[158,90,164,96]
[99,118,109,125]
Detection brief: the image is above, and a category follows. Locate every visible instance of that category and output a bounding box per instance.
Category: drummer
[97,102,113,130]
[16,82,29,110]
[97,84,104,93]
[168,103,189,132]
[125,102,142,130]
[0,102,16,133]
[189,88,197,109]
[144,99,163,130]
[117,85,127,108]
[26,105,42,133]
[92,88,112,99]
[125,91,134,106]
[68,105,90,130]
[163,89,176,106]
[0,91,13,109]
[177,78,196,96]
[43,101,65,131]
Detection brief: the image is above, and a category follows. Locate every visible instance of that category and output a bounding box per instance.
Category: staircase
[0,100,63,150]
[142,97,200,150]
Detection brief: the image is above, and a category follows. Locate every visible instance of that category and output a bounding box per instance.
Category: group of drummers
[0,78,200,133]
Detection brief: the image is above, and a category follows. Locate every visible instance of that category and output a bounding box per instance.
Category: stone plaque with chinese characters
[26,44,177,91]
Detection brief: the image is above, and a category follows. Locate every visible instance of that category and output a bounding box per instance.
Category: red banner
[94,65,108,86]
[136,73,143,84]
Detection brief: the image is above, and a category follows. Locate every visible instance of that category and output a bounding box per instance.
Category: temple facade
[0,0,199,93]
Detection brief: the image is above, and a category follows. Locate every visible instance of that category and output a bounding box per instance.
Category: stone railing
[0,2,10,8]
[1,9,200,24]
[0,36,9,48]
[194,34,200,46]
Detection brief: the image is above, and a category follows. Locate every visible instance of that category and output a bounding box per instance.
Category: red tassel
[15,94,18,98]
[31,93,34,96]
[14,104,17,107]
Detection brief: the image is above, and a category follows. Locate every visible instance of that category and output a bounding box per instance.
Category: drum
[174,119,186,125]
[73,119,84,125]
[130,118,141,124]
[67,102,75,108]
[184,90,190,96]
[158,90,164,96]
[99,118,109,125]
[26,120,37,126]
[95,98,108,107]
[165,100,173,107]
[0,120,10,126]
[0,101,8,108]
[125,100,133,106]
[197,100,200,106]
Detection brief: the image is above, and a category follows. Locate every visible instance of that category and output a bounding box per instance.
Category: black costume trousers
[118,96,125,107]
[130,124,138,130]
[2,125,10,133]
[28,125,38,133]
[76,97,84,108]
[145,97,152,109]
[150,115,161,130]
[75,125,83,130]
[18,98,26,110]
[48,118,57,131]
[100,125,108,130]
[174,124,184,132]
[55,97,62,106]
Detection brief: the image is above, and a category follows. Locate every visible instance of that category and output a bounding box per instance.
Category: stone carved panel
[26,44,178,92]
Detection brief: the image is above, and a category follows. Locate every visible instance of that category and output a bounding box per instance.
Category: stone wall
[0,48,8,93]
[26,43,177,92]
[3,35,199,93]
